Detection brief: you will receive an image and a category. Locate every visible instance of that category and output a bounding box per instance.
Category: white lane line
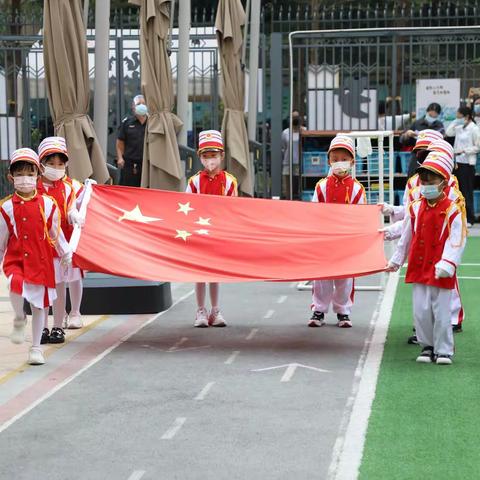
[327,272,399,480]
[277,295,288,304]
[263,309,275,319]
[127,471,146,480]
[168,337,188,352]
[281,365,297,382]
[0,289,194,435]
[195,382,215,401]
[224,350,240,365]
[245,328,258,340]
[400,275,480,280]
[161,417,187,440]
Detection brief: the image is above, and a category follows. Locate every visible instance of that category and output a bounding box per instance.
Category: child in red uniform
[37,137,84,344]
[186,130,237,327]
[388,152,466,364]
[2,148,71,365]
[309,135,366,328]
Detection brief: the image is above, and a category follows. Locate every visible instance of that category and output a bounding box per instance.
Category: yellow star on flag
[118,205,163,223]
[195,229,209,235]
[195,217,211,226]
[175,230,192,241]
[177,202,194,215]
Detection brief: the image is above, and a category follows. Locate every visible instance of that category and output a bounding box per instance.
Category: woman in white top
[446,106,480,226]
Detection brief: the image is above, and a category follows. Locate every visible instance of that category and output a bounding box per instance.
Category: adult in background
[400,102,445,177]
[446,106,480,227]
[281,109,306,199]
[116,94,148,186]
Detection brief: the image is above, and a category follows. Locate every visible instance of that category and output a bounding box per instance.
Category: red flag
[72,185,386,282]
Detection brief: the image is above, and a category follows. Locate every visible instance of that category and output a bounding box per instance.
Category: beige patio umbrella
[43,0,109,183]
[215,0,253,196]
[129,0,183,191]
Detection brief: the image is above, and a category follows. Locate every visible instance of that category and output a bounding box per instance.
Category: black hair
[415,149,429,164]
[417,167,444,182]
[41,152,68,164]
[458,106,474,122]
[9,161,38,175]
[426,102,441,115]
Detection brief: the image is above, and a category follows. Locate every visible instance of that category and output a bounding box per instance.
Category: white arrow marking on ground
[252,363,330,382]
[167,337,210,353]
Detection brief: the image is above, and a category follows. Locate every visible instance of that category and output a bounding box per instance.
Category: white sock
[9,291,25,320]
[68,279,83,315]
[53,282,66,328]
[31,306,46,348]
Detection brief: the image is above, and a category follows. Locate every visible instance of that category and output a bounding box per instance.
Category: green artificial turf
[359,237,480,480]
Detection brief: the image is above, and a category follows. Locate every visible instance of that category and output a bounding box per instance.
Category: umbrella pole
[93,0,110,159]
[177,0,190,187]
[247,0,261,193]
[83,0,89,28]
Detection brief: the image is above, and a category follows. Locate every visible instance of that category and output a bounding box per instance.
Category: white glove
[379,203,394,215]
[378,227,394,241]
[69,209,85,227]
[435,266,451,279]
[61,250,73,267]
[84,178,97,186]
[386,261,400,272]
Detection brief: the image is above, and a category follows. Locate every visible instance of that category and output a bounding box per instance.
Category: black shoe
[452,324,463,333]
[416,346,434,363]
[41,328,50,344]
[49,327,65,344]
[308,311,325,327]
[337,314,352,328]
[407,335,419,345]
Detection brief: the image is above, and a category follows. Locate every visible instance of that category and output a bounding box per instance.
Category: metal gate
[288,27,480,132]
[0,29,220,196]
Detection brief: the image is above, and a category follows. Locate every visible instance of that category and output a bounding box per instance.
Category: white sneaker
[194,308,209,328]
[209,308,227,327]
[10,316,27,344]
[28,347,45,365]
[67,313,83,329]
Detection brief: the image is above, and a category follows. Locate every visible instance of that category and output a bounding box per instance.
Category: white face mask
[43,165,66,182]
[420,182,444,200]
[331,161,352,175]
[14,176,37,194]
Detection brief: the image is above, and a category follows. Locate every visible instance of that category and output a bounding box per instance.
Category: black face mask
[292,117,301,126]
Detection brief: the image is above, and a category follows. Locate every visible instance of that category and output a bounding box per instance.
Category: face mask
[424,114,436,124]
[292,117,301,127]
[331,161,351,176]
[43,165,66,182]
[420,183,443,200]
[474,105,480,115]
[454,117,464,125]
[14,176,37,194]
[135,104,148,116]
[204,158,221,172]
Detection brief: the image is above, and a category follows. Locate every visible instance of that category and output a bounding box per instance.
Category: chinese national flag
[72,185,386,282]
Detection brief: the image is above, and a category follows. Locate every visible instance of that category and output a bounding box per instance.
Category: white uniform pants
[450,281,464,326]
[312,278,353,315]
[413,284,454,356]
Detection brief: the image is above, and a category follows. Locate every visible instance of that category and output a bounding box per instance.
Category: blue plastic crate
[301,190,314,202]
[474,190,480,215]
[302,151,329,176]
[367,190,379,204]
[397,152,411,174]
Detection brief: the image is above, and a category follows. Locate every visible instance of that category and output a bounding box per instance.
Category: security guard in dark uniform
[116,94,148,186]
